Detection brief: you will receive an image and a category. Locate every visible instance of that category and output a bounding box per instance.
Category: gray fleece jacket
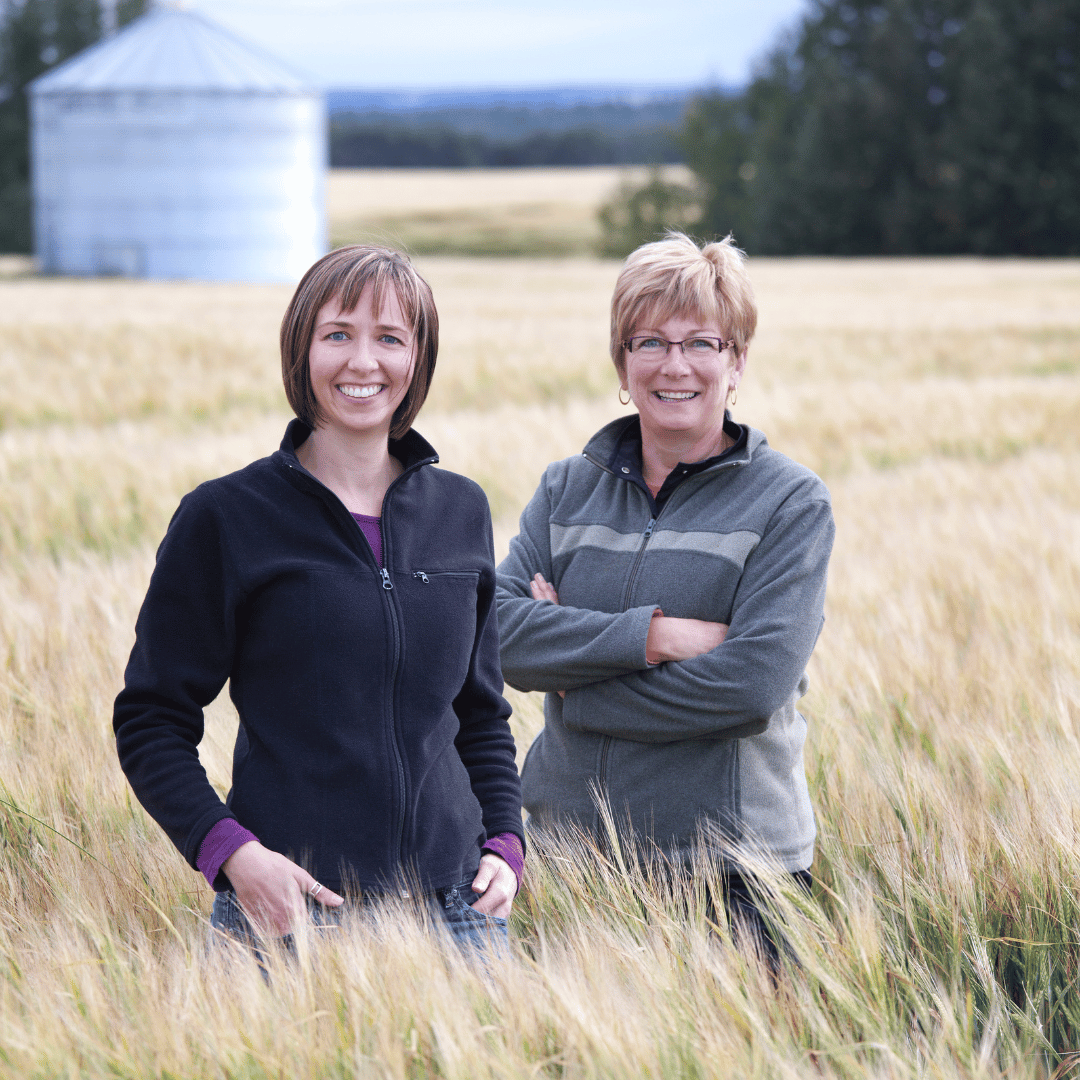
[495,415,834,872]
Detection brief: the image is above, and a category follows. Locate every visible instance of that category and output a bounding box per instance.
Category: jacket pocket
[395,570,479,712]
[408,738,485,879]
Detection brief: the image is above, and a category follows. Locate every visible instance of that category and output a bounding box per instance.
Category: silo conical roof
[30,5,314,94]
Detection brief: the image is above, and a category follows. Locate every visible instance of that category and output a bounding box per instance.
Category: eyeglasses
[623,336,735,358]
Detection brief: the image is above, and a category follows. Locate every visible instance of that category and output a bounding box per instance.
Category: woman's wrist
[481,833,525,892]
[645,607,666,665]
[197,819,260,889]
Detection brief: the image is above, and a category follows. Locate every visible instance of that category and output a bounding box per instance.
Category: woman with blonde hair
[496,232,833,960]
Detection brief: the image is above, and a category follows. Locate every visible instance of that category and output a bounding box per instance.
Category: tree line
[0,0,147,253]
[330,122,681,169]
[603,0,1080,256]
[328,99,687,169]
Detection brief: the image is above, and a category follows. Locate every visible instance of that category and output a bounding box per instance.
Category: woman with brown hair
[114,244,523,949]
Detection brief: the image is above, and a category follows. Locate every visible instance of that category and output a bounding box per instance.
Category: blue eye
[327,331,348,341]
[686,338,720,352]
[379,334,406,347]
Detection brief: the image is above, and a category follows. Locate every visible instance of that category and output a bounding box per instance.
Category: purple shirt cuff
[481,832,525,893]
[196,818,259,889]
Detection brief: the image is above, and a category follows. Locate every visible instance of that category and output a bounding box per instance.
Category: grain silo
[28,5,326,281]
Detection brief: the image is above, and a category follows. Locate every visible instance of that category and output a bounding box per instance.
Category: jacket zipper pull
[413,571,429,583]
[380,568,394,591]
[643,517,656,539]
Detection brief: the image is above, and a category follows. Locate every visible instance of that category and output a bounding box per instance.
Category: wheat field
[328,165,693,255]
[0,245,1078,1078]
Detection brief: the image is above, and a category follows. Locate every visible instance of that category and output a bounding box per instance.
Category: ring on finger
[308,882,324,899]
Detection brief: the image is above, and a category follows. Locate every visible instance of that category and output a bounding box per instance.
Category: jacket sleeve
[112,488,240,870]
[559,494,835,743]
[495,466,658,693]
[453,496,526,847]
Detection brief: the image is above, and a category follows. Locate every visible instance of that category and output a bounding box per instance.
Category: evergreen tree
[0,0,50,253]
[54,0,99,60]
[0,0,120,253]
[116,0,146,29]
[683,0,1080,255]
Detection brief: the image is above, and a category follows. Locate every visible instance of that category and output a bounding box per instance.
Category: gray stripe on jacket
[551,523,760,567]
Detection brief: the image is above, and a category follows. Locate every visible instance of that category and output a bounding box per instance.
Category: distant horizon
[324,83,710,93]
[323,84,726,112]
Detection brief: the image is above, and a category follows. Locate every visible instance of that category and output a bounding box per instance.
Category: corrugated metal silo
[28,6,326,282]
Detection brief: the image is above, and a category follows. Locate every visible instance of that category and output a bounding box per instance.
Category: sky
[179,0,810,90]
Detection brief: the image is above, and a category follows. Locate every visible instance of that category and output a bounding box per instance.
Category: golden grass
[328,166,693,255]
[0,253,1079,1077]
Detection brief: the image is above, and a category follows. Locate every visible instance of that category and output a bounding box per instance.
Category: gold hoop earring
[618,388,631,406]
[728,386,738,406]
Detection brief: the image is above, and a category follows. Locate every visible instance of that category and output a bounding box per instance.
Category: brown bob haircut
[280,244,439,440]
[609,231,757,377]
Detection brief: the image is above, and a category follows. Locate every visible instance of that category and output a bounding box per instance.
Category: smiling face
[307,282,417,441]
[621,311,747,455]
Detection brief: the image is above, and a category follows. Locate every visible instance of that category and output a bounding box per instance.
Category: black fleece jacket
[114,420,523,894]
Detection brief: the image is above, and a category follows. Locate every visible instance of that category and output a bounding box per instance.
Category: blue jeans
[209,878,509,959]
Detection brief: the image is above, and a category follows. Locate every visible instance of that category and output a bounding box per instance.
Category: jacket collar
[278,417,440,473]
[582,413,764,476]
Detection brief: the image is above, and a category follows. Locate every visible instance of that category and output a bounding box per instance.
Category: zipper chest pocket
[381,569,479,590]
[408,570,480,583]
[401,571,481,627]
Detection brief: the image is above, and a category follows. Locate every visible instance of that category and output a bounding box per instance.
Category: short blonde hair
[609,232,757,376]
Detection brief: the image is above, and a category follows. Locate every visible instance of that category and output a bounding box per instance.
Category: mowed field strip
[328,164,693,254]
[0,191,1079,1074]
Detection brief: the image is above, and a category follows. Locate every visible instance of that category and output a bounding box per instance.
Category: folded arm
[559,497,835,743]
[496,475,659,692]
[531,572,727,699]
